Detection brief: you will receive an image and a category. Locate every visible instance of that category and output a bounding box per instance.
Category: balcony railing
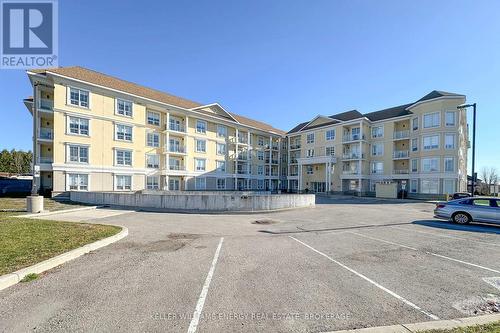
[39,98,53,111]
[166,145,186,153]
[393,130,410,140]
[342,153,364,160]
[169,165,186,171]
[371,169,384,174]
[237,154,248,161]
[167,123,185,132]
[290,143,301,150]
[237,137,248,144]
[38,157,53,164]
[393,169,409,174]
[393,150,409,159]
[342,134,366,142]
[38,127,53,140]
[237,169,250,174]
[342,170,360,175]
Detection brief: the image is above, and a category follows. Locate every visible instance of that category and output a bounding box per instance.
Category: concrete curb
[18,205,100,218]
[0,226,128,292]
[325,313,500,332]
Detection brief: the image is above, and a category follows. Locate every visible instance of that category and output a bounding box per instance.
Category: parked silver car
[434,197,500,225]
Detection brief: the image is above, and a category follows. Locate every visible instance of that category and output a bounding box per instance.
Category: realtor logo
[1,0,58,69]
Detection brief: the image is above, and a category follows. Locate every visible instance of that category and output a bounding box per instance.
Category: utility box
[375,182,398,199]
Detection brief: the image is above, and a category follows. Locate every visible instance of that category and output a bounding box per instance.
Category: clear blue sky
[1,0,498,173]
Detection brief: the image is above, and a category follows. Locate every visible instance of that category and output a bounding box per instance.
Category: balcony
[265,144,279,150]
[237,154,248,161]
[342,170,360,175]
[393,150,409,159]
[342,134,366,143]
[297,155,337,165]
[290,143,301,150]
[38,156,53,164]
[39,98,53,111]
[371,169,384,174]
[237,169,250,175]
[165,145,186,154]
[393,169,409,174]
[393,130,410,140]
[169,164,186,171]
[38,127,53,140]
[166,123,185,133]
[342,152,365,160]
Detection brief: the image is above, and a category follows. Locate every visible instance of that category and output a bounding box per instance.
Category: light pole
[27,81,44,213]
[457,103,476,194]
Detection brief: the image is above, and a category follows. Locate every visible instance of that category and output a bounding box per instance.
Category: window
[147,132,160,147]
[115,175,132,191]
[116,99,133,117]
[443,179,455,194]
[326,146,335,156]
[146,154,159,168]
[196,140,206,153]
[306,133,315,144]
[472,199,490,206]
[169,118,183,132]
[196,120,207,134]
[372,143,383,156]
[216,160,226,172]
[116,124,132,141]
[410,179,418,193]
[445,134,455,149]
[423,112,440,128]
[411,138,418,152]
[307,149,314,157]
[217,125,227,138]
[115,150,132,166]
[306,166,313,175]
[371,161,383,174]
[371,126,383,138]
[147,111,160,126]
[195,177,206,190]
[257,179,264,190]
[412,118,418,131]
[326,129,335,141]
[146,176,159,190]
[411,159,418,172]
[444,157,455,172]
[421,179,439,194]
[258,136,264,146]
[422,158,439,172]
[216,178,226,190]
[69,87,89,108]
[68,174,88,191]
[195,158,206,171]
[217,143,226,155]
[445,111,456,126]
[423,135,439,150]
[68,117,89,135]
[257,151,264,161]
[257,165,264,175]
[68,145,88,163]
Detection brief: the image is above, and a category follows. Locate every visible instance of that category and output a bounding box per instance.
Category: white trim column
[165,175,169,191]
[298,164,303,192]
[358,121,363,193]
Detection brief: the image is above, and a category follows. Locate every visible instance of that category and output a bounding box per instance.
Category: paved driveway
[1,197,500,332]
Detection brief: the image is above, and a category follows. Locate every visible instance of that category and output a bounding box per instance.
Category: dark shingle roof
[416,90,464,103]
[329,110,363,121]
[287,121,309,134]
[364,103,413,121]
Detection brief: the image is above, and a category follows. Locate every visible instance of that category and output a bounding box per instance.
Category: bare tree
[480,166,498,195]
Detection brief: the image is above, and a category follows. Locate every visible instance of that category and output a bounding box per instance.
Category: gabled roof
[28,66,285,135]
[416,90,465,103]
[329,110,363,121]
[288,121,309,134]
[364,103,413,122]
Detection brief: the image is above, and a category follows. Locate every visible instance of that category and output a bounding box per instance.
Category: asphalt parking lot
[1,197,500,333]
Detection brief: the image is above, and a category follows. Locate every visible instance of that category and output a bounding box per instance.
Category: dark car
[0,179,32,197]
[450,192,472,200]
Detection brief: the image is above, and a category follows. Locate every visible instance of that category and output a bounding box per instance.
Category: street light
[457,103,476,194]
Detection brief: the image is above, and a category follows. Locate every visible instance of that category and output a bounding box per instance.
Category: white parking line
[187,237,224,333]
[349,231,500,274]
[289,236,439,321]
[390,225,500,248]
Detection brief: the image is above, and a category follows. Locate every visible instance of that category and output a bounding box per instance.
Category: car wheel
[452,212,471,224]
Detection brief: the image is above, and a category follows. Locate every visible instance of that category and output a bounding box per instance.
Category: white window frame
[257,179,264,190]
[423,112,440,129]
[216,160,226,172]
[216,143,226,156]
[411,158,418,173]
[444,156,455,172]
[307,149,314,157]
[306,165,313,175]
[444,133,455,149]
[67,173,89,191]
[115,98,133,117]
[443,179,456,194]
[411,138,418,152]
[217,125,227,138]
[371,126,383,138]
[325,129,335,141]
[195,177,206,190]
[67,86,90,108]
[67,144,89,164]
[412,117,418,131]
[115,123,133,142]
[422,134,439,150]
[147,111,160,126]
[67,116,90,136]
[216,178,226,190]
[306,133,315,144]
[445,111,456,127]
[257,151,264,161]
[146,175,160,190]
[196,120,207,134]
[146,154,159,169]
[195,158,206,172]
[326,146,335,156]
[422,158,439,173]
[410,179,418,193]
[421,179,439,194]
[115,149,133,166]
[372,143,384,156]
[115,174,132,191]
[371,161,383,174]
[196,139,207,153]
[146,132,160,147]
[257,165,264,175]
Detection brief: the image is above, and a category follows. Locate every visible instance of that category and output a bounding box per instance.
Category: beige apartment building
[24,66,285,197]
[286,91,468,197]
